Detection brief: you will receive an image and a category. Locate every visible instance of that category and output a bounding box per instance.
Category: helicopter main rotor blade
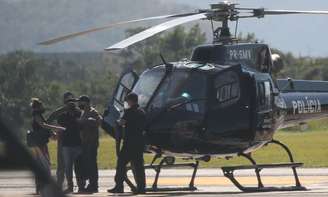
[105,13,207,51]
[38,12,198,45]
[263,9,328,15]
[238,8,328,18]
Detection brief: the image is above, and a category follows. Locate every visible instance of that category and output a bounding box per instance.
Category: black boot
[64,187,73,194]
[77,187,87,194]
[85,184,98,193]
[107,185,124,193]
[133,187,146,194]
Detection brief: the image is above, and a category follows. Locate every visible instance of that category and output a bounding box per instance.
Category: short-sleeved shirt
[57,108,82,147]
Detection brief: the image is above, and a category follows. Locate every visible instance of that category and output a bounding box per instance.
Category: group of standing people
[29,92,102,194]
[28,91,147,195]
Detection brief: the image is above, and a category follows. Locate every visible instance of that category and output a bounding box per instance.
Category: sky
[170,0,328,57]
[1,0,327,57]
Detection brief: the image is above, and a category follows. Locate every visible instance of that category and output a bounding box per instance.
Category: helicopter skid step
[145,186,197,192]
[220,139,305,192]
[222,162,306,192]
[126,156,199,192]
[124,140,305,193]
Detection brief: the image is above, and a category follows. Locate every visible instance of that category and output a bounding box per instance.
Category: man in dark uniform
[108,92,146,194]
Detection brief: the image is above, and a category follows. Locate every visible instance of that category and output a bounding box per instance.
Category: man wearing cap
[77,95,102,193]
[52,93,84,193]
[108,92,146,194]
[47,92,75,189]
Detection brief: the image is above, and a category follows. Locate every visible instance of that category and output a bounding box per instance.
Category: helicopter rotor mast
[206,2,239,44]
[38,1,328,51]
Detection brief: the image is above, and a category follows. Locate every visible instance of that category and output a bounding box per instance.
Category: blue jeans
[62,146,82,189]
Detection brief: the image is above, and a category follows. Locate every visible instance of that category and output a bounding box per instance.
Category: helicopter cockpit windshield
[133,65,207,113]
[152,70,206,111]
[133,66,165,108]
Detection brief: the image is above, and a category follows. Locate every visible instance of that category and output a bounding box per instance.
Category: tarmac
[0,168,328,196]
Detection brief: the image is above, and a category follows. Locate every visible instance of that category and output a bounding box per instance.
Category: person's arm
[118,110,129,127]
[140,110,147,131]
[46,106,67,123]
[92,110,103,127]
[35,115,66,131]
[42,123,66,131]
[79,109,103,128]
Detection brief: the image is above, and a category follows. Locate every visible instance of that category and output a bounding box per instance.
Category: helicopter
[39,1,328,193]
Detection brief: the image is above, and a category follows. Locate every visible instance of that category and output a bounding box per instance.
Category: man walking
[108,92,146,194]
[77,95,102,193]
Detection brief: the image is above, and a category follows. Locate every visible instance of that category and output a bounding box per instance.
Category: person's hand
[117,119,127,127]
[62,104,71,111]
[57,126,66,131]
[54,127,65,135]
[50,131,58,140]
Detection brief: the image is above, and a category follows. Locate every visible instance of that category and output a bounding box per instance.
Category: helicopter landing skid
[221,140,306,192]
[126,155,199,192]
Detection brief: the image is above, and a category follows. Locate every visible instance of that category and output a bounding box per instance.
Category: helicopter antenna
[234,18,239,40]
[160,53,168,65]
[160,53,173,73]
[210,18,215,43]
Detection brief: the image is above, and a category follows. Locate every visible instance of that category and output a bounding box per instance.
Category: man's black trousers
[82,143,99,189]
[114,143,145,191]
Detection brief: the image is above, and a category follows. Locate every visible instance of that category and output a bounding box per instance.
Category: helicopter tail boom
[276,79,328,127]
[277,79,328,93]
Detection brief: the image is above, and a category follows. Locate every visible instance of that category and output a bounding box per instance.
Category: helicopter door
[207,65,252,141]
[102,69,138,135]
[253,73,274,134]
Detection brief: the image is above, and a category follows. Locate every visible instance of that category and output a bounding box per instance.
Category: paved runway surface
[0,168,327,196]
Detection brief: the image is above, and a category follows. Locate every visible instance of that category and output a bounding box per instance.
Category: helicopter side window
[257,80,272,111]
[258,48,272,72]
[113,72,138,111]
[215,71,240,105]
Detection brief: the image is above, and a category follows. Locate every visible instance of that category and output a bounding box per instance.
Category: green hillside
[0,0,192,53]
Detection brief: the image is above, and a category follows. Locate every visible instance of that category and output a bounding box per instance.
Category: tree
[2,30,328,138]
[0,51,48,137]
[0,50,119,138]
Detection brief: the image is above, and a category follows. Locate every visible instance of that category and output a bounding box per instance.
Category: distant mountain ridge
[2,0,327,56]
[0,0,192,54]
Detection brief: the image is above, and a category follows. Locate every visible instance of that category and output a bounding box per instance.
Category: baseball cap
[78,95,90,103]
